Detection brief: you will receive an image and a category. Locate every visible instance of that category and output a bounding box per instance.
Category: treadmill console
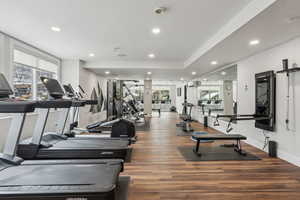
[41,77,65,99]
[63,84,76,98]
[0,73,13,98]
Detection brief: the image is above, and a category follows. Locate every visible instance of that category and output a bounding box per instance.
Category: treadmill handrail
[35,100,72,109]
[0,101,36,164]
[0,101,36,113]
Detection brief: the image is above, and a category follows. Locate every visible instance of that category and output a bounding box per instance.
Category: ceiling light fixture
[203,78,208,81]
[148,54,155,58]
[221,71,227,76]
[152,28,161,35]
[180,78,184,81]
[249,39,260,46]
[211,61,218,65]
[89,53,95,57]
[105,71,110,75]
[192,72,197,75]
[147,72,152,75]
[51,26,61,32]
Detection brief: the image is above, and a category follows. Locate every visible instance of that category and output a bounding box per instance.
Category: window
[13,49,59,100]
[13,63,33,100]
[200,90,220,101]
[152,87,171,104]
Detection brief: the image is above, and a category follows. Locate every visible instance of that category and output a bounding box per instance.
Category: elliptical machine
[177,102,194,132]
[181,102,194,132]
[176,84,194,132]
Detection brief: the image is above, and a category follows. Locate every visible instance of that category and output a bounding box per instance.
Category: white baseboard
[245,136,300,167]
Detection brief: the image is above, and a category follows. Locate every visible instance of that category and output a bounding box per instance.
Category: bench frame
[193,136,247,157]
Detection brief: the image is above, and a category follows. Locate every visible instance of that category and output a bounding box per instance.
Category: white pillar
[144,80,152,116]
[223,80,234,115]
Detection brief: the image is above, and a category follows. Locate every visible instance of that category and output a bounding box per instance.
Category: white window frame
[11,40,61,100]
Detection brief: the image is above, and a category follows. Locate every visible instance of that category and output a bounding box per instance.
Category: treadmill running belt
[0,163,121,196]
[51,139,128,148]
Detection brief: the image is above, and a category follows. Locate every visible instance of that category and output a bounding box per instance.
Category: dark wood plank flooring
[123,113,300,200]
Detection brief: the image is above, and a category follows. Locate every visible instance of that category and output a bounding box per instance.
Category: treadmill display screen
[63,84,75,97]
[0,73,13,97]
[40,77,65,99]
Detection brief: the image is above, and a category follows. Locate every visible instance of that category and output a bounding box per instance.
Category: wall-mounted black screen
[0,73,13,98]
[255,71,276,131]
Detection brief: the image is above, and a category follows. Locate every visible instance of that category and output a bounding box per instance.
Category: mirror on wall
[196,65,237,120]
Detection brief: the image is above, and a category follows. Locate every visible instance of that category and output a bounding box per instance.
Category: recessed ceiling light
[152,28,161,35]
[51,26,61,32]
[211,61,218,65]
[221,71,227,76]
[203,78,208,81]
[89,53,95,57]
[105,71,110,75]
[249,39,260,46]
[146,77,151,81]
[192,72,197,75]
[147,72,152,75]
[180,78,184,81]
[148,54,155,58]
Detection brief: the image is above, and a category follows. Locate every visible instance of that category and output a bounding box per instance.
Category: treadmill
[0,74,123,200]
[16,77,130,160]
[40,78,131,142]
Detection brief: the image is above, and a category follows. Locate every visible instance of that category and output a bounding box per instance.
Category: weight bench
[192,134,247,156]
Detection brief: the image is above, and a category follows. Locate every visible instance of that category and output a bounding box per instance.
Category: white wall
[78,64,107,127]
[186,37,300,166]
[61,60,80,87]
[237,37,300,166]
[0,33,12,80]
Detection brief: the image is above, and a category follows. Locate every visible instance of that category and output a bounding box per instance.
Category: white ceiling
[0,0,251,73]
[188,0,300,76]
[0,0,300,80]
[90,67,186,81]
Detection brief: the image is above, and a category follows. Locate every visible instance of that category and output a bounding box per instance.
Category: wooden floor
[123,112,300,200]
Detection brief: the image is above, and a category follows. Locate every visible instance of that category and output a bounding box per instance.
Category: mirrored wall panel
[196,65,237,119]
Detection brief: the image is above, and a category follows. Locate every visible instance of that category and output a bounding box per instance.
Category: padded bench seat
[192,133,247,156]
